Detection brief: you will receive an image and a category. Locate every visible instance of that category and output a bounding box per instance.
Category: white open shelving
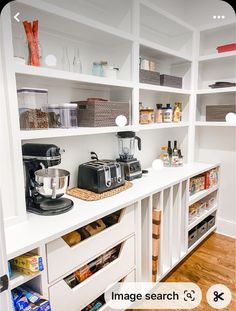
[188,225,217,253]
[9,271,41,290]
[188,185,218,206]
[188,206,217,231]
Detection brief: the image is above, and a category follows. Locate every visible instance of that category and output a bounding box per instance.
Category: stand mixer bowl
[35,168,70,199]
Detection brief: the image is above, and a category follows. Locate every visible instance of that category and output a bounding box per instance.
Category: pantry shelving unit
[0,0,233,310]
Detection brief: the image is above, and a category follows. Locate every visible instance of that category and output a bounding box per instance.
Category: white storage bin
[49,236,135,311]
[47,204,135,283]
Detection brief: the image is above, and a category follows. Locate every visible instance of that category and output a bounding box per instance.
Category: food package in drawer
[197,221,208,239]
[49,236,135,311]
[47,205,135,283]
[188,227,198,248]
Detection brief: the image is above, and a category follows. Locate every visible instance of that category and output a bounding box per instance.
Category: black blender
[117,131,142,180]
[22,143,73,215]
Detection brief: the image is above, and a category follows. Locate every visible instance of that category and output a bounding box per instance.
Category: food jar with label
[155,104,163,123]
[17,88,49,130]
[163,104,173,122]
[48,103,78,128]
[139,107,154,124]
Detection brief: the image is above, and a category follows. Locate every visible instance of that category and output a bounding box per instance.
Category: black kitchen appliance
[117,131,142,181]
[78,152,125,194]
[22,143,73,215]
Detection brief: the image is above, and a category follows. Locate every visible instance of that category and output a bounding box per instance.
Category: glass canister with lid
[17,87,49,130]
[48,103,78,128]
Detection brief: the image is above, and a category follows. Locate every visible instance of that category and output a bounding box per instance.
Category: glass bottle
[73,47,82,73]
[62,47,70,71]
[160,146,170,167]
[172,140,179,167]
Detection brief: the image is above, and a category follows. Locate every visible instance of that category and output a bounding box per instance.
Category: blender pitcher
[117,131,141,161]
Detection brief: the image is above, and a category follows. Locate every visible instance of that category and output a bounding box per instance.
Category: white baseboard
[216,218,236,238]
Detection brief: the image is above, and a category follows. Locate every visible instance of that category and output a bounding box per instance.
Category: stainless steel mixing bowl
[35,168,70,199]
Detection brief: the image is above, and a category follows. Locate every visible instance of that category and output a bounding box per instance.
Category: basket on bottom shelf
[188,212,216,248]
[12,286,51,311]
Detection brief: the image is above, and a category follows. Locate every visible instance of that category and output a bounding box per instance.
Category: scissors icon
[213,291,224,302]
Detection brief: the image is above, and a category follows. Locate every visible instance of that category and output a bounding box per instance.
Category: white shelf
[139,122,189,131]
[139,83,191,95]
[195,122,236,127]
[188,206,217,231]
[15,64,134,89]
[188,225,216,253]
[10,270,41,290]
[16,0,134,43]
[198,51,236,62]
[189,185,218,206]
[139,38,192,63]
[20,125,136,140]
[196,87,236,94]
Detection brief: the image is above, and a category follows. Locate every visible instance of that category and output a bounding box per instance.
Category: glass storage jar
[17,88,48,130]
[48,103,78,128]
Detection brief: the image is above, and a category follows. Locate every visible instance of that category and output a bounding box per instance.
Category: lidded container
[48,103,78,128]
[17,87,48,130]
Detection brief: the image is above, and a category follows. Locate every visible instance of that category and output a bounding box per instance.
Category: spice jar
[173,102,182,122]
[17,88,48,130]
[163,103,173,123]
[139,107,154,124]
[155,104,163,123]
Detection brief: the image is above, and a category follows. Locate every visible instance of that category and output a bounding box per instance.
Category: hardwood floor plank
[131,233,236,311]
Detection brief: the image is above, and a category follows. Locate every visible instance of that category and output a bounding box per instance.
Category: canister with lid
[17,87,49,130]
[48,103,78,128]
[163,104,173,123]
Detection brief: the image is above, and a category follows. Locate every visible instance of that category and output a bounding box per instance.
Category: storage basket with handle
[73,98,130,127]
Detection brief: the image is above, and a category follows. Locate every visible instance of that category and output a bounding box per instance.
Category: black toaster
[78,160,125,194]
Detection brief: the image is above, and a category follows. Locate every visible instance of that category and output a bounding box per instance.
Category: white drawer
[49,236,135,311]
[47,204,135,283]
[99,270,136,311]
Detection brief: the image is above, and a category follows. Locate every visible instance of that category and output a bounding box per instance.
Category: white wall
[196,127,236,238]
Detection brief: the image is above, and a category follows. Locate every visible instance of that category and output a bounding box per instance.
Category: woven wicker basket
[74,99,130,127]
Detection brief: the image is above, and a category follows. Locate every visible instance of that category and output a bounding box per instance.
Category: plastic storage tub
[17,88,48,130]
[48,103,78,128]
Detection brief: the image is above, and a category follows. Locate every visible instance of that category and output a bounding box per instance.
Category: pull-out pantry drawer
[98,270,136,311]
[49,236,135,311]
[47,204,135,283]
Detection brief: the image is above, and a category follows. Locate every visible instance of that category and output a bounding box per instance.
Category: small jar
[163,104,173,123]
[155,104,163,123]
[103,65,119,79]
[139,107,154,124]
[92,62,103,76]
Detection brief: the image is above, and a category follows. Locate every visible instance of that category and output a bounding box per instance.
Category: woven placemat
[66,181,133,201]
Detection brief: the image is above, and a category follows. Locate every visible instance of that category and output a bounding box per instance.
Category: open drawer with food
[46,204,135,282]
[49,236,135,311]
[81,269,135,311]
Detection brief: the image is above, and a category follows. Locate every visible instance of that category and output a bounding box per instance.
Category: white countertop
[5,162,219,259]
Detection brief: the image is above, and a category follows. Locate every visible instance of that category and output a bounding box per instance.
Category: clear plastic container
[48,103,78,128]
[17,88,48,130]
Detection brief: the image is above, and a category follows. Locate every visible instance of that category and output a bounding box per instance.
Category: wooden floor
[135,232,236,311]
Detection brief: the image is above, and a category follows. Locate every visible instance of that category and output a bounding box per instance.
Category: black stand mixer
[22,143,73,215]
[117,131,142,181]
